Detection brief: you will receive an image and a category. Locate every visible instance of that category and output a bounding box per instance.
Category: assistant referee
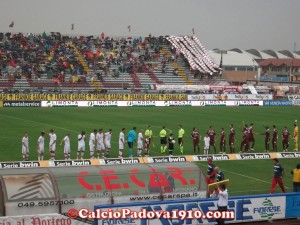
[178,124,185,154]
[145,126,153,145]
[160,126,167,154]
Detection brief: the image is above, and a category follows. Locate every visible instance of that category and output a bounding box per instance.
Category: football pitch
[0,106,299,196]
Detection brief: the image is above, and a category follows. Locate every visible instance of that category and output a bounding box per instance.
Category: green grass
[198,158,298,196]
[0,106,298,196]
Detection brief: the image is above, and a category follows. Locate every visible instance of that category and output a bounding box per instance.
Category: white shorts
[38,146,44,153]
[89,144,95,152]
[105,141,111,149]
[119,142,124,150]
[22,147,29,154]
[97,143,105,150]
[204,145,209,150]
[138,142,143,149]
[49,144,56,152]
[78,145,85,152]
[64,146,70,154]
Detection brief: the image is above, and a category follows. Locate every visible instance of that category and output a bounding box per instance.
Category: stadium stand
[0,33,230,94]
[1,32,299,94]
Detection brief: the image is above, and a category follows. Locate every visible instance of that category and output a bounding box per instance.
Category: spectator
[291,163,300,192]
[216,185,228,225]
[173,68,178,76]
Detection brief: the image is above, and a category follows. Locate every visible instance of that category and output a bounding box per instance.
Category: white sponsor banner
[42,101,79,107]
[188,94,272,101]
[86,101,118,107]
[188,95,215,100]
[193,154,231,161]
[288,95,300,100]
[226,101,263,106]
[126,101,156,107]
[41,101,264,107]
[203,101,226,106]
[95,196,286,225]
[0,214,90,225]
[276,152,300,158]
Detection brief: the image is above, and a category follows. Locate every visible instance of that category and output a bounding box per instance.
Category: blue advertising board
[94,194,291,225]
[264,100,293,106]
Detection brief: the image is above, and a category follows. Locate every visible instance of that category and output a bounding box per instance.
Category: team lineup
[21,121,299,161]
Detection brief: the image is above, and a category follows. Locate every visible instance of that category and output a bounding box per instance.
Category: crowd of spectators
[0,32,183,86]
[0,32,224,92]
[71,34,176,81]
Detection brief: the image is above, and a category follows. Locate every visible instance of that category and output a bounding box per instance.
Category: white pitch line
[221,168,271,184]
[198,162,290,189]
[0,113,77,133]
[0,114,124,145]
[233,188,270,193]
[222,168,290,189]
[0,136,19,140]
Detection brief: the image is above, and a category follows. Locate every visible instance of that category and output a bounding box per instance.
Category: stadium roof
[245,49,300,59]
[209,50,258,67]
[208,48,300,67]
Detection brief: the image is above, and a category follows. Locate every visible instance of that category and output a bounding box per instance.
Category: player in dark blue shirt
[207,157,216,184]
[215,167,225,182]
[270,158,285,194]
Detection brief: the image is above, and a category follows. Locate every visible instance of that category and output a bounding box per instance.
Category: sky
[1,0,299,51]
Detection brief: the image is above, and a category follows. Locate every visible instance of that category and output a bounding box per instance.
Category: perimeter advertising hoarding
[285,193,300,217]
[263,100,293,106]
[95,195,286,225]
[292,100,300,106]
[287,95,300,101]
[41,101,264,107]
[3,101,41,107]
[0,152,299,170]
[188,94,273,101]
[0,94,188,101]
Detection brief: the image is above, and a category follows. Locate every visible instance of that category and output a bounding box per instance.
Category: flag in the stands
[9,21,14,28]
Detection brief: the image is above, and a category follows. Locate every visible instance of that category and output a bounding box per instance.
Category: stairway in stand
[161,47,192,84]
[147,71,163,84]
[130,72,143,90]
[67,42,101,91]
